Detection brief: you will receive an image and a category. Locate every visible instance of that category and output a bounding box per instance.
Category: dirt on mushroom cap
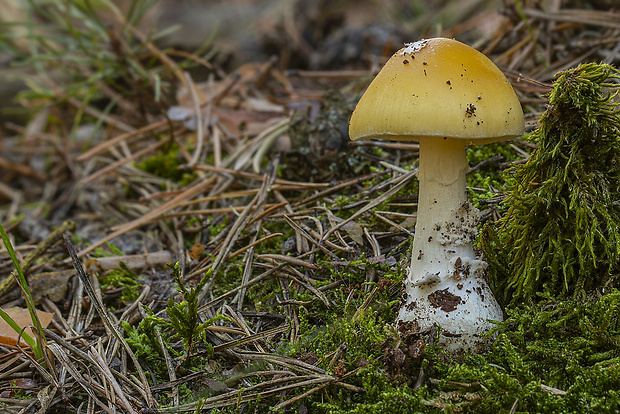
[349,37,524,144]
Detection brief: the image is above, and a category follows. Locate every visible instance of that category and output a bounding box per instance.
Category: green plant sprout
[0,222,46,361]
[164,264,228,362]
[483,63,620,305]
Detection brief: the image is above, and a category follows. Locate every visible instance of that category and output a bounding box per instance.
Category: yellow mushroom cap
[349,38,524,144]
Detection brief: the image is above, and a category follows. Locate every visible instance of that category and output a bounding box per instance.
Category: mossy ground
[2,2,620,413]
[190,64,620,413]
[40,64,620,413]
[122,131,620,413]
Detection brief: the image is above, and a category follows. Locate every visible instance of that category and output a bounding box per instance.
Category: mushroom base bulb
[397,272,502,356]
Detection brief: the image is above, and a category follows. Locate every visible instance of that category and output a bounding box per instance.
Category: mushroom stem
[399,138,503,354]
[409,138,472,285]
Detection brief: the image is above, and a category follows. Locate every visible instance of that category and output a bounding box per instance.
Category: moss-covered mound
[483,63,620,305]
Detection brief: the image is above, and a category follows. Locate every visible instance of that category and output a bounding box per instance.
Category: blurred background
[2,0,619,99]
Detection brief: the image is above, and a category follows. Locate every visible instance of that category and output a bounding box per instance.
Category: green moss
[136,142,197,184]
[466,143,522,211]
[314,372,425,413]
[123,312,167,363]
[99,261,142,301]
[207,216,229,238]
[482,63,620,305]
[473,291,620,413]
[318,291,617,414]
[91,241,124,258]
[264,289,618,412]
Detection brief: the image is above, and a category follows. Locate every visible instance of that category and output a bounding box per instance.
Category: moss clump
[482,63,620,305]
[136,142,197,185]
[99,261,142,302]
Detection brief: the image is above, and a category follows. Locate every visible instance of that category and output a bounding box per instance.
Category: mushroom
[349,38,524,354]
